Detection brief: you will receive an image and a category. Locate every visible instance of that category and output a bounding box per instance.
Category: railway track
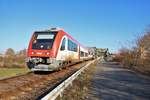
[41,59,98,100]
[0,60,91,100]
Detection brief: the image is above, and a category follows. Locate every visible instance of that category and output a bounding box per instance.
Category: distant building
[87,47,110,58]
[87,47,97,58]
[96,48,109,58]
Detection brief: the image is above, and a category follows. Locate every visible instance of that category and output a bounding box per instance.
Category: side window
[60,38,66,51]
[80,51,84,57]
[68,39,78,52]
[68,39,71,51]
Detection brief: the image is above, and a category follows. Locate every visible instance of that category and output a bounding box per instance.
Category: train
[26,28,94,71]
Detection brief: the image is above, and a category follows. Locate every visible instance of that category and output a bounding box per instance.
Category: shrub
[0,48,27,68]
[115,27,150,74]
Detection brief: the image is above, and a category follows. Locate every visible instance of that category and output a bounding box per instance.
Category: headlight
[46,52,50,55]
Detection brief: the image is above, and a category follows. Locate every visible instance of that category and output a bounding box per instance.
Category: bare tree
[116,26,150,74]
[3,48,15,67]
[16,49,27,64]
[5,48,15,57]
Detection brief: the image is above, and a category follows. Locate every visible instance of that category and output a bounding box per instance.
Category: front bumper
[26,57,62,71]
[31,64,58,71]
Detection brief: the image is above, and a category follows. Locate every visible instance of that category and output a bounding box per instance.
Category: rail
[41,58,100,100]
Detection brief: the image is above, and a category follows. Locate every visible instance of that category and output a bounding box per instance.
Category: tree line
[0,48,26,68]
[114,27,150,75]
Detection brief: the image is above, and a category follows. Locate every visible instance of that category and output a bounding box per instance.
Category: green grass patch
[0,68,30,79]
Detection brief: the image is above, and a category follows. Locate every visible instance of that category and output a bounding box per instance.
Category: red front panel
[28,49,53,57]
[27,30,65,58]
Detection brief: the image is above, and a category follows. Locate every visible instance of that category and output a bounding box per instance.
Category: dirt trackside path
[87,61,150,100]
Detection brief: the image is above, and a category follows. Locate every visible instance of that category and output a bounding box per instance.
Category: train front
[26,30,59,71]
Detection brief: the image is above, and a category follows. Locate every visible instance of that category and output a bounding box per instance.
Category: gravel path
[87,61,150,100]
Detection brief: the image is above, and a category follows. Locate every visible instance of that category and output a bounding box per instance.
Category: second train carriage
[26,28,92,71]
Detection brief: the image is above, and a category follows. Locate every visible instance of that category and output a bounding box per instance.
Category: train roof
[34,28,88,50]
[60,30,88,50]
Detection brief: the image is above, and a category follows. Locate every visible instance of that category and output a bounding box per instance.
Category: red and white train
[26,28,93,71]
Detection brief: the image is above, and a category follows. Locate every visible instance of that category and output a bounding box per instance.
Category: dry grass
[113,27,150,75]
[56,62,97,100]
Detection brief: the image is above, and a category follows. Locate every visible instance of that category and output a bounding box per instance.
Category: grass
[0,67,30,79]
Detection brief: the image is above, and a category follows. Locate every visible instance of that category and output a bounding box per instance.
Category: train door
[78,46,80,61]
[56,36,68,61]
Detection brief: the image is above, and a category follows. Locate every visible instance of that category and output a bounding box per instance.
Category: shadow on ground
[87,62,150,100]
[33,71,54,75]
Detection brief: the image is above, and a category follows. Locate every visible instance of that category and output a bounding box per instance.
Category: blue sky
[0,0,150,53]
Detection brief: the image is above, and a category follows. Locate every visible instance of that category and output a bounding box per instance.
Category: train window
[85,53,88,57]
[80,51,84,57]
[68,39,77,52]
[32,32,57,50]
[60,38,66,51]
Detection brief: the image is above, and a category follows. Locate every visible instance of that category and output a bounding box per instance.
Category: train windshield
[32,32,57,50]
